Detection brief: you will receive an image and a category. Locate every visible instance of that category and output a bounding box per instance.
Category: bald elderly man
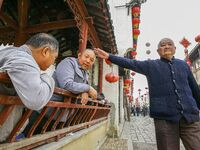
[52,49,97,104]
[94,38,200,150]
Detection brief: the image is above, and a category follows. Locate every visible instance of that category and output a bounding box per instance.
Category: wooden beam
[78,21,88,52]
[0,0,3,11]
[0,27,15,34]
[24,19,77,33]
[85,3,106,14]
[0,11,18,30]
[14,0,29,46]
[66,0,102,48]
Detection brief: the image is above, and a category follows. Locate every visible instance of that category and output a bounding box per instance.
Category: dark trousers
[154,118,200,150]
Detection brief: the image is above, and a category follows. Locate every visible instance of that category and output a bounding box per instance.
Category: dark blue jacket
[109,54,200,123]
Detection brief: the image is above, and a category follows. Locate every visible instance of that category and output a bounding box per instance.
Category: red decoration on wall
[105,72,119,83]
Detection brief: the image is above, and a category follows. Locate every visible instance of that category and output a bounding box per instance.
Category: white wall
[102,0,133,135]
[108,0,133,56]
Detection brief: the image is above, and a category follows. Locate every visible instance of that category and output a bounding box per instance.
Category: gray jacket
[0,45,55,141]
[50,57,90,122]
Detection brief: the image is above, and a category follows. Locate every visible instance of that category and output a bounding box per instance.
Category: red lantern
[124,79,131,85]
[105,72,119,83]
[129,96,133,102]
[131,51,137,57]
[195,35,200,42]
[105,59,111,65]
[186,59,191,66]
[132,18,140,24]
[132,7,140,17]
[133,29,140,40]
[131,71,136,76]
[180,37,191,48]
[124,88,129,94]
[133,29,140,35]
[132,18,140,28]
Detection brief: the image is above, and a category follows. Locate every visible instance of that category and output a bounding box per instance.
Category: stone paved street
[120,116,186,150]
[101,116,186,150]
[121,116,157,150]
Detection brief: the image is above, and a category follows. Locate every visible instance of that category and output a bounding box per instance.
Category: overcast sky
[133,0,200,98]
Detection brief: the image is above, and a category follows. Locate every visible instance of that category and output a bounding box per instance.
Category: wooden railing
[0,72,111,149]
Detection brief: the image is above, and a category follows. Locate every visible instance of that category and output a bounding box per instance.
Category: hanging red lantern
[132,18,140,28]
[132,7,140,17]
[180,37,191,48]
[132,18,140,24]
[186,59,191,66]
[133,29,140,35]
[124,88,129,94]
[131,71,136,76]
[105,72,119,83]
[133,29,140,40]
[124,79,131,85]
[129,96,133,102]
[195,35,200,42]
[131,51,137,57]
[105,59,111,65]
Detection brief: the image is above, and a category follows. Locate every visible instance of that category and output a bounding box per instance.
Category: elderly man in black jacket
[94,38,200,150]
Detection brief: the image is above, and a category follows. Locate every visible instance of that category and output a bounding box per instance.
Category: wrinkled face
[37,47,58,71]
[78,50,96,70]
[157,38,176,60]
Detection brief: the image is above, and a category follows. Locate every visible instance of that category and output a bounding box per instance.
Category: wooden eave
[0,0,117,55]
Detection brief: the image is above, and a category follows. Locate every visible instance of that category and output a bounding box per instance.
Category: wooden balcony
[0,72,111,149]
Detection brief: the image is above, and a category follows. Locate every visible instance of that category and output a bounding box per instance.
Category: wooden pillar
[14,0,29,46]
[78,22,88,53]
[0,0,3,11]
[98,58,103,93]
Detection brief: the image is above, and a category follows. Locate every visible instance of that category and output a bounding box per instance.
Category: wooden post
[14,0,29,46]
[98,58,103,93]
[0,0,3,11]
[78,22,88,53]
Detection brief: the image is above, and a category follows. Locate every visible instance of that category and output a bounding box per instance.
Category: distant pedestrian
[94,38,200,150]
[136,106,140,116]
[131,105,136,116]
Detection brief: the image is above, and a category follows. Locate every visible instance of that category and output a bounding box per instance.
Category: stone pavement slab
[100,138,128,150]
